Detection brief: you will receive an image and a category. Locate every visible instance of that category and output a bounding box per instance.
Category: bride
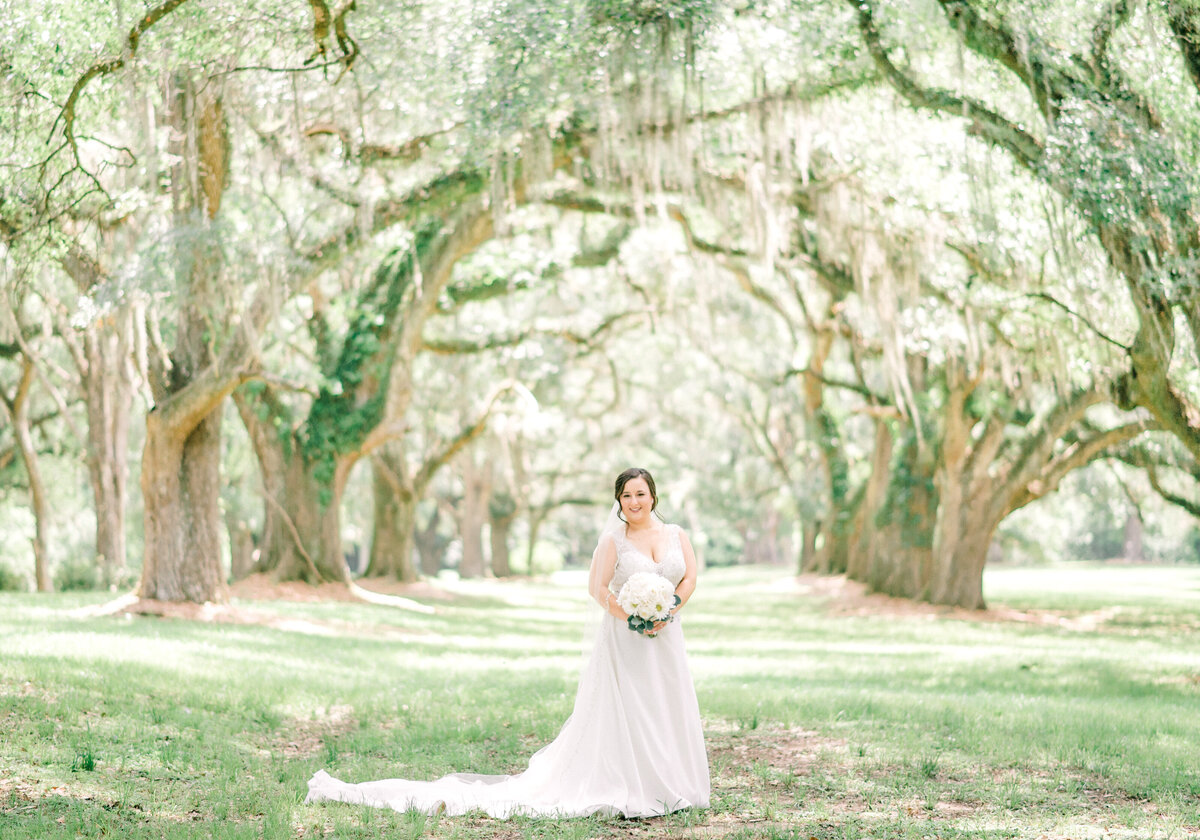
[305,467,710,818]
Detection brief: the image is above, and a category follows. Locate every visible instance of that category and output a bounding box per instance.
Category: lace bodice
[610,523,686,593]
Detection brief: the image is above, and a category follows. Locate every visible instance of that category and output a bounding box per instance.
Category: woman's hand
[647,613,675,636]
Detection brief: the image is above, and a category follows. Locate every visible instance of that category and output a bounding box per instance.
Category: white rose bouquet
[616,572,680,637]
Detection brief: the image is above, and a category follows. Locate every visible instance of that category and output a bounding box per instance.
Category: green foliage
[1042,98,1198,238]
[587,0,723,29]
[874,422,937,547]
[52,555,102,592]
[8,0,1200,609]
[0,562,28,592]
[301,230,441,502]
[440,271,531,309]
[70,745,96,773]
[238,381,295,458]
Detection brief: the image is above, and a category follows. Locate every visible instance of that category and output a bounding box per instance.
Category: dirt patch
[229,574,452,605]
[707,724,847,779]
[795,573,1123,630]
[0,778,41,812]
[271,704,358,759]
[112,598,423,638]
[67,575,452,633]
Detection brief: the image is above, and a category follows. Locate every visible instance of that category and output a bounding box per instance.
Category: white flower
[617,572,676,621]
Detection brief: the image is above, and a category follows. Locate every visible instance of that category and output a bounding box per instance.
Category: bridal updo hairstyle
[614,467,663,521]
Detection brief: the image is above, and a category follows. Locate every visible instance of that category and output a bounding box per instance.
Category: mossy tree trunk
[843,415,897,583]
[862,425,936,601]
[368,445,419,582]
[139,76,245,603]
[800,320,856,576]
[235,202,497,583]
[231,387,287,578]
[847,359,1151,608]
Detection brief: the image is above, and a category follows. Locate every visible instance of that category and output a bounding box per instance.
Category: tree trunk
[525,509,547,575]
[458,457,490,578]
[82,308,133,586]
[232,388,286,577]
[17,425,51,593]
[799,296,854,576]
[226,508,257,582]
[271,455,352,583]
[137,74,236,603]
[59,243,137,588]
[490,511,515,577]
[1123,512,1145,563]
[367,450,419,581]
[862,429,936,601]
[928,524,993,610]
[416,506,445,576]
[230,387,351,584]
[806,484,863,576]
[4,360,51,592]
[489,488,517,577]
[798,520,818,575]
[845,417,895,582]
[140,409,225,601]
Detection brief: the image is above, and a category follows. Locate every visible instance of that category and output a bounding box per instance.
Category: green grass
[2,564,1200,839]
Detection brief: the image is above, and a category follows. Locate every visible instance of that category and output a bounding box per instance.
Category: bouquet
[616,572,680,637]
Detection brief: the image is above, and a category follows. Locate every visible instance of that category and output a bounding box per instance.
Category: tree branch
[51,0,192,152]
[303,0,357,72]
[1092,0,1134,70]
[997,384,1108,505]
[1145,459,1200,518]
[1164,0,1200,100]
[422,311,638,355]
[413,382,515,490]
[848,0,1044,170]
[780,366,881,400]
[1025,418,1155,506]
[1110,440,1200,518]
[1025,291,1130,350]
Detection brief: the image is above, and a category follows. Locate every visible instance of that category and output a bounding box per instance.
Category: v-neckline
[623,525,668,565]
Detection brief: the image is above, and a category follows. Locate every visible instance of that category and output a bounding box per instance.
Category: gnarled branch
[51,0,192,152]
[848,0,1044,169]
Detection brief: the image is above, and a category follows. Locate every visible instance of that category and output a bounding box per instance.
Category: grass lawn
[2,563,1199,839]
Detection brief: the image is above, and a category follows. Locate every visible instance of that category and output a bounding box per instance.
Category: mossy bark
[366,448,419,581]
[138,76,235,603]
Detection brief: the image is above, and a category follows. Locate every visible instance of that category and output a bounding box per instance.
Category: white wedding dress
[305,522,709,818]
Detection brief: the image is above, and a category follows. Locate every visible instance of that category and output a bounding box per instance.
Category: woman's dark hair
[614,467,661,519]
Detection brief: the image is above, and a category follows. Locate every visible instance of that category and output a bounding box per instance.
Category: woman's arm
[672,527,699,616]
[587,534,628,620]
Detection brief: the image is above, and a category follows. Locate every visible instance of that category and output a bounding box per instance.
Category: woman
[305,467,710,818]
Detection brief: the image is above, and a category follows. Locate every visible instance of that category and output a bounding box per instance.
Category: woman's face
[618,476,654,526]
